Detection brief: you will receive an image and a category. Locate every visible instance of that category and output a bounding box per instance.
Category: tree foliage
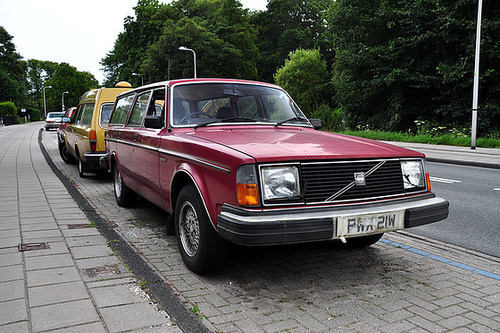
[101,0,258,85]
[0,26,25,105]
[253,0,332,83]
[331,0,500,135]
[274,49,330,114]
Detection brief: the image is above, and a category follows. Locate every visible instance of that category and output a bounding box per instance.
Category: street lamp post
[471,0,483,150]
[43,86,52,118]
[62,91,69,112]
[132,73,143,86]
[178,46,197,79]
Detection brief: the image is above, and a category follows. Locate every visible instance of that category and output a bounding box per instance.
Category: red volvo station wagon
[105,79,449,273]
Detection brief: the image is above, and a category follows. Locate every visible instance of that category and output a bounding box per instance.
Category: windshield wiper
[220,117,257,123]
[275,116,309,127]
[194,117,257,129]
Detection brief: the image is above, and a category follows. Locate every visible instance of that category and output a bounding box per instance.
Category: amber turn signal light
[237,183,259,206]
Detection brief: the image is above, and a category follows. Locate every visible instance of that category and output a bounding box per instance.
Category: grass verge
[339,131,500,149]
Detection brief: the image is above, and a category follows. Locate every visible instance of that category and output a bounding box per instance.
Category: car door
[128,88,165,207]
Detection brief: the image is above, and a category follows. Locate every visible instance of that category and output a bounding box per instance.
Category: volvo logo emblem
[354,172,366,186]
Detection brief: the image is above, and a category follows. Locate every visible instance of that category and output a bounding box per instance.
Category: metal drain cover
[67,224,93,229]
[18,242,48,252]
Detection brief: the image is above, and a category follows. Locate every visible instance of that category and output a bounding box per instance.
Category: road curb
[426,157,500,170]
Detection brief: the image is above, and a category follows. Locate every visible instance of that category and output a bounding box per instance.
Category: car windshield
[171,83,309,127]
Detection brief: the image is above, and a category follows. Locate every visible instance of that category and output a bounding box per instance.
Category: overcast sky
[0,0,268,84]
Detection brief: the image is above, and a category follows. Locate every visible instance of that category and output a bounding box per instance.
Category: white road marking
[494,188,500,191]
[430,177,461,184]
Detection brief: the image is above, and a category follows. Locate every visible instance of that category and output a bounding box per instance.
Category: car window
[109,94,135,126]
[99,103,114,129]
[80,103,95,126]
[147,89,165,117]
[128,91,151,127]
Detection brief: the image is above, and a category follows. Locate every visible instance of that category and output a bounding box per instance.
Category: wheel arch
[170,169,216,229]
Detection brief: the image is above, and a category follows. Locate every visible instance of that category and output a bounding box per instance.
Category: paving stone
[30,299,100,332]
[28,281,89,307]
[70,244,113,259]
[0,299,27,325]
[0,279,25,302]
[89,284,144,308]
[99,303,168,333]
[27,266,81,287]
[25,253,75,271]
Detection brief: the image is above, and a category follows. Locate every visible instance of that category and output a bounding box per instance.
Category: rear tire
[59,143,76,164]
[175,184,227,273]
[77,153,90,178]
[113,163,136,207]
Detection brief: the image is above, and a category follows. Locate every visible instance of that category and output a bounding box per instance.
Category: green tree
[44,63,98,114]
[24,59,59,111]
[274,49,339,130]
[253,0,333,83]
[142,0,258,80]
[0,26,25,105]
[103,0,259,84]
[101,0,166,87]
[331,0,500,135]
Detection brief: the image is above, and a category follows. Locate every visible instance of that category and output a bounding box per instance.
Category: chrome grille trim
[300,159,410,204]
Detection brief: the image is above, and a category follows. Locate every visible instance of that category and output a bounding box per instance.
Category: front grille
[301,159,405,203]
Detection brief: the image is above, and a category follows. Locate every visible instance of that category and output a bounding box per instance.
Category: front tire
[175,184,227,273]
[113,163,135,207]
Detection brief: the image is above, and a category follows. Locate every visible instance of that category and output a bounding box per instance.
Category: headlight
[400,160,427,191]
[261,165,301,202]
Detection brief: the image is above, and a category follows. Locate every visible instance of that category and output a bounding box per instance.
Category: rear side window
[99,103,114,129]
[80,103,95,126]
[109,94,135,126]
[128,91,151,127]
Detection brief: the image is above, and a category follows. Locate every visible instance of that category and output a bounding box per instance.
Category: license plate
[336,211,404,237]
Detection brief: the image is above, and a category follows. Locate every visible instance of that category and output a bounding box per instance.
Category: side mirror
[309,118,322,130]
[144,115,164,129]
[62,117,71,123]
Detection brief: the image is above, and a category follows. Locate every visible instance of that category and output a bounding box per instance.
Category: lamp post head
[178,46,189,51]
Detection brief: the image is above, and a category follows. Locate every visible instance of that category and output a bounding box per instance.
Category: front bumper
[217,194,449,245]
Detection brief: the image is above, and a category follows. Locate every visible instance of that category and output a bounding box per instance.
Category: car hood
[189,126,424,163]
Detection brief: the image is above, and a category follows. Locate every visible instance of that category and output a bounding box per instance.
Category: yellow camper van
[63,82,132,177]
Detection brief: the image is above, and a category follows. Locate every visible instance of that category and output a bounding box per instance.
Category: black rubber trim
[405,200,450,228]
[218,216,334,245]
[39,129,209,333]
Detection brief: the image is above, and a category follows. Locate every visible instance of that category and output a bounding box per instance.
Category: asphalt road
[408,162,500,258]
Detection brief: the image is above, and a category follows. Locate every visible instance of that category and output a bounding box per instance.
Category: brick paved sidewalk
[0,123,181,332]
[39,123,500,333]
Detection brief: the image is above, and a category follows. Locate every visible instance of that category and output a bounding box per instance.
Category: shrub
[0,101,17,117]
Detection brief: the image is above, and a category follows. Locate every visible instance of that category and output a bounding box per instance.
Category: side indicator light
[237,183,259,206]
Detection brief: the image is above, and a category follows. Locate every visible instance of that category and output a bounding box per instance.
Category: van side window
[128,91,151,127]
[110,94,135,126]
[100,103,114,129]
[80,103,95,126]
[74,105,85,124]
